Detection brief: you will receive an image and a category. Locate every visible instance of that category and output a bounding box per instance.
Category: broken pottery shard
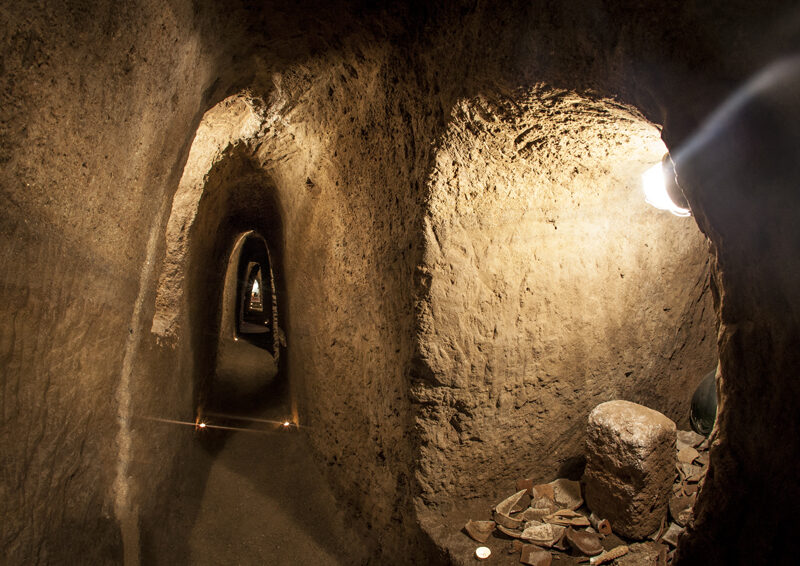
[552,479,583,510]
[589,545,629,565]
[497,524,523,539]
[589,513,612,535]
[694,452,709,467]
[681,463,704,483]
[516,477,534,495]
[530,495,559,515]
[520,521,565,547]
[677,430,704,448]
[512,493,532,514]
[495,490,528,529]
[677,445,700,464]
[583,400,676,539]
[543,509,590,527]
[531,483,555,501]
[520,546,552,566]
[565,527,603,556]
[521,507,551,522]
[520,545,553,566]
[669,496,693,527]
[661,523,684,547]
[465,520,496,543]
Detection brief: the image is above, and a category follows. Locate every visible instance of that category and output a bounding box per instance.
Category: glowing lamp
[475,547,491,560]
[642,155,691,217]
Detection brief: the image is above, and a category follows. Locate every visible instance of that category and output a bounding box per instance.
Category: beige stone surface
[414,86,715,505]
[1,1,799,565]
[583,401,677,539]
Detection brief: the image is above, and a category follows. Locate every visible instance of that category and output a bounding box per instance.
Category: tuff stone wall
[2,1,800,565]
[413,87,716,505]
[0,1,236,562]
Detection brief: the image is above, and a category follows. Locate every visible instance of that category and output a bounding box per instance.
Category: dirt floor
[168,399,369,566]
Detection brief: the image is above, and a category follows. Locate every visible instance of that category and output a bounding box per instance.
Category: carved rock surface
[583,401,677,539]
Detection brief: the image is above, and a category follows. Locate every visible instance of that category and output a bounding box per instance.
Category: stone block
[583,400,676,539]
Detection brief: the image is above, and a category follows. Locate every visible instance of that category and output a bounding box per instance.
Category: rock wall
[0,1,238,562]
[3,1,800,565]
[413,87,716,504]
[674,57,800,565]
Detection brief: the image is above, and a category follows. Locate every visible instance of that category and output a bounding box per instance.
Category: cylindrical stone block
[583,400,676,539]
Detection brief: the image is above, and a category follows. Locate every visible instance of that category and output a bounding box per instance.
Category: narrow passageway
[180,399,369,566]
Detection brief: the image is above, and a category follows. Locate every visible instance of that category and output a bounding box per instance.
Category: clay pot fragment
[668,496,693,527]
[679,463,704,483]
[520,545,553,566]
[521,507,551,522]
[532,483,555,501]
[677,430,704,448]
[520,521,565,547]
[465,520,496,543]
[517,477,534,495]
[660,523,684,547]
[677,445,700,464]
[551,479,583,510]
[495,490,528,529]
[497,524,524,539]
[565,527,603,556]
[543,509,590,527]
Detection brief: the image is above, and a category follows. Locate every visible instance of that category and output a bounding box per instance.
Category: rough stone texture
[414,86,715,507]
[673,56,800,565]
[583,401,677,539]
[2,1,800,565]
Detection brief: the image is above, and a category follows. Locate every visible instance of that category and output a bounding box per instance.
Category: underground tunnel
[2,2,800,565]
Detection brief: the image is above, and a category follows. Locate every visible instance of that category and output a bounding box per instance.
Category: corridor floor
[182,402,369,565]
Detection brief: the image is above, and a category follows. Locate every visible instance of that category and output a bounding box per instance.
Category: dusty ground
[167,399,370,566]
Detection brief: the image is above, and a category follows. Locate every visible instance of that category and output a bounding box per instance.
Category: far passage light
[642,162,691,217]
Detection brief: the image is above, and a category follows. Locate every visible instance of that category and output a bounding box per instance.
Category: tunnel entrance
[213,230,280,402]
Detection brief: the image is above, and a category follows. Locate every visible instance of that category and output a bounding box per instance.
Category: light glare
[642,163,691,217]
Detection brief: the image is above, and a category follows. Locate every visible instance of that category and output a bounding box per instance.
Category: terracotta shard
[520,545,553,566]
[497,524,524,539]
[661,523,684,547]
[516,477,534,495]
[551,478,583,510]
[512,493,532,514]
[677,445,700,464]
[677,430,704,448]
[530,495,559,515]
[669,496,693,527]
[521,507,551,522]
[531,483,555,501]
[543,509,591,527]
[465,520,496,543]
[565,527,604,556]
[520,521,565,547]
[495,489,528,529]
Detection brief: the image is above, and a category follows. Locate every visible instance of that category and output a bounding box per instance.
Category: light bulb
[642,163,691,217]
